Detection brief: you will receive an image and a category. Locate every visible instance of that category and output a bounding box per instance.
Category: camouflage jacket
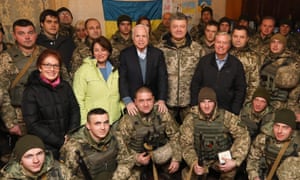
[0,45,71,129]
[260,49,300,112]
[116,105,181,167]
[230,46,260,104]
[277,156,300,180]
[239,102,275,140]
[0,151,73,180]
[246,131,300,180]
[110,31,133,67]
[60,126,118,179]
[286,33,300,52]
[156,33,206,107]
[152,23,168,42]
[180,106,250,167]
[197,36,215,56]
[70,39,92,77]
[248,33,273,58]
[189,22,206,42]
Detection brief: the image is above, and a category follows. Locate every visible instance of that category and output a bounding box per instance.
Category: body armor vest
[128,114,168,153]
[81,136,118,179]
[265,136,298,172]
[240,108,274,140]
[194,110,232,160]
[260,59,290,102]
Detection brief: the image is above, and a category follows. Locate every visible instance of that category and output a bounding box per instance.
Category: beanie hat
[198,87,217,103]
[280,19,292,27]
[117,15,132,26]
[14,135,45,161]
[271,33,287,48]
[0,22,4,34]
[57,7,73,18]
[274,109,296,129]
[252,87,270,104]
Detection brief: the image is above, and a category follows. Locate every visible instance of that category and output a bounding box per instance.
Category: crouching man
[0,135,72,179]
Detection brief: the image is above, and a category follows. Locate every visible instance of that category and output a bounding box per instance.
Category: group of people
[0,5,299,180]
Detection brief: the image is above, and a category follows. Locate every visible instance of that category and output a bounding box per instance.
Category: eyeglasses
[42,63,60,70]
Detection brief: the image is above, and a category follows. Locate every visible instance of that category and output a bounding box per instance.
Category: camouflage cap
[274,109,296,129]
[271,33,287,48]
[0,22,4,34]
[14,135,45,161]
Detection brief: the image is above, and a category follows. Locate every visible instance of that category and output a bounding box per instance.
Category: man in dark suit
[119,24,168,115]
[190,32,246,115]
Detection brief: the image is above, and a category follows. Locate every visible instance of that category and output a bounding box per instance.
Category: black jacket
[190,53,246,115]
[36,33,76,72]
[22,70,80,158]
[119,45,168,102]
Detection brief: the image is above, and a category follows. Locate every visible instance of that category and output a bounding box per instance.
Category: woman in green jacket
[73,36,124,124]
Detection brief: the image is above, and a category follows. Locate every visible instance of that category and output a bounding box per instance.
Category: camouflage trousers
[182,161,237,180]
[168,106,191,125]
[15,107,27,135]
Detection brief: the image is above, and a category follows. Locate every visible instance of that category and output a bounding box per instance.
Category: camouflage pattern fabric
[112,105,181,180]
[70,41,92,77]
[189,22,206,42]
[0,151,73,180]
[110,31,133,67]
[248,33,273,59]
[246,131,300,180]
[230,46,260,104]
[156,35,205,107]
[152,23,168,42]
[286,34,300,52]
[196,36,215,56]
[277,156,300,180]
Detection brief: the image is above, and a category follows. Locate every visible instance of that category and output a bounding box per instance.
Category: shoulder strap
[266,140,291,180]
[10,47,39,89]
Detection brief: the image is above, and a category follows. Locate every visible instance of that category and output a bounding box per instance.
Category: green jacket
[73,57,124,124]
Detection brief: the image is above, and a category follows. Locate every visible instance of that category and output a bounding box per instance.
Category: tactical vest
[240,108,274,140]
[260,58,291,102]
[265,136,298,171]
[128,114,168,153]
[194,110,232,160]
[81,136,118,179]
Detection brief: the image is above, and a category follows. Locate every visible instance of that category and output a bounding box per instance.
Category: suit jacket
[119,45,168,102]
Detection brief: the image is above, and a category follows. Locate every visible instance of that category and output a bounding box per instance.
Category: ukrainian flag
[103,0,162,39]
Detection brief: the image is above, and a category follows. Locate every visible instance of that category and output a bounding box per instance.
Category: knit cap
[252,87,270,104]
[14,135,45,161]
[117,15,132,26]
[280,19,292,27]
[198,87,217,103]
[271,33,287,48]
[274,109,296,129]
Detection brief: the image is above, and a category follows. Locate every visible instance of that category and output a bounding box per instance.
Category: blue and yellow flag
[102,0,162,39]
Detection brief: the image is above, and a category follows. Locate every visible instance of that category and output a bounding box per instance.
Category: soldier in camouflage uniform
[276,156,300,180]
[260,33,300,113]
[248,16,275,59]
[156,12,205,123]
[246,109,300,180]
[0,19,71,139]
[0,22,12,53]
[152,12,171,42]
[113,87,181,180]
[230,26,260,103]
[180,87,250,180]
[279,19,300,53]
[60,108,118,179]
[190,6,214,42]
[70,18,102,76]
[196,20,218,55]
[0,135,72,180]
[240,87,274,141]
[110,15,133,67]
